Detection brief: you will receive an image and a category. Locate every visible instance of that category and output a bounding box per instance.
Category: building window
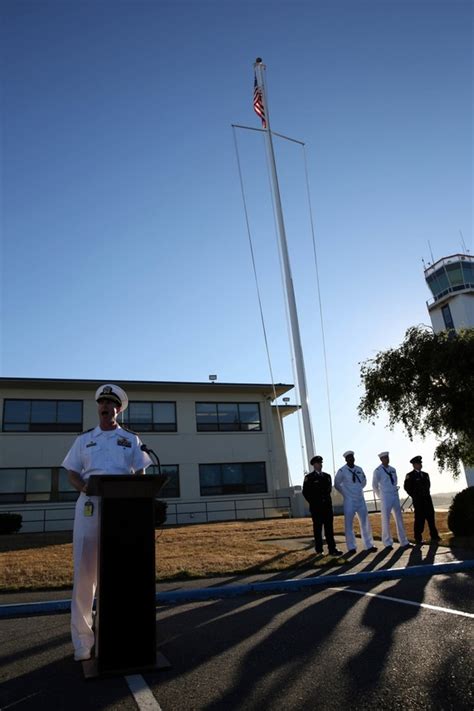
[2,399,83,432]
[0,467,78,504]
[441,304,455,331]
[445,262,465,288]
[199,462,267,496]
[148,464,180,498]
[196,402,261,432]
[58,467,80,502]
[426,267,450,298]
[122,402,177,432]
[0,469,26,503]
[25,468,52,502]
[462,260,474,286]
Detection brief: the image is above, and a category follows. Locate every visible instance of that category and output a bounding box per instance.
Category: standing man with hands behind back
[373,451,411,550]
[62,384,152,662]
[303,455,342,557]
[404,455,441,545]
[335,450,376,555]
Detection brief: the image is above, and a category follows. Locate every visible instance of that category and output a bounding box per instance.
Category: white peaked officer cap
[95,384,129,412]
[343,450,354,458]
[378,451,389,458]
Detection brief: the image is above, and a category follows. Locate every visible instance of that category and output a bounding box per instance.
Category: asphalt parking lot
[1,542,473,711]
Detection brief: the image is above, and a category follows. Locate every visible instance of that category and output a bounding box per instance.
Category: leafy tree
[358,325,474,476]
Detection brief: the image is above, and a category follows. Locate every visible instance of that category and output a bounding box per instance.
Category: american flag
[253,74,266,128]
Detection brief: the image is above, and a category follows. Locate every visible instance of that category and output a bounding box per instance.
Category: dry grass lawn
[0,511,468,593]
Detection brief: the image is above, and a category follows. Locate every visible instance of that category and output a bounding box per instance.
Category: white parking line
[1,691,43,709]
[331,587,474,618]
[125,675,162,710]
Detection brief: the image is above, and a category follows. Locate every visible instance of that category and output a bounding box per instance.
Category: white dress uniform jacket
[334,464,374,550]
[62,425,152,657]
[372,464,409,547]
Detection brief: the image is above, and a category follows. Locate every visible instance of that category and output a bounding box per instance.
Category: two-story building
[0,377,304,531]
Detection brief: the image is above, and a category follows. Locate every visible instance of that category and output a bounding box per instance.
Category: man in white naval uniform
[334,451,376,555]
[372,451,411,550]
[62,384,152,661]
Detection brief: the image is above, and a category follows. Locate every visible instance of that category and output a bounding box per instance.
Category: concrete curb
[154,559,474,604]
[1,559,473,618]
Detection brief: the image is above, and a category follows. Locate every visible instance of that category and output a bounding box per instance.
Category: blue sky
[1,0,472,492]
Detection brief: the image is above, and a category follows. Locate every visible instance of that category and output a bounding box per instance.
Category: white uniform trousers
[379,494,409,547]
[71,493,100,654]
[343,498,374,550]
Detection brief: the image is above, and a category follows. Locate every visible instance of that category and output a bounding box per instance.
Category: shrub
[447,487,474,537]
[0,513,23,534]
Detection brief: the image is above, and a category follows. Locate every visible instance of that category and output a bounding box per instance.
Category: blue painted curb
[1,559,472,618]
[154,559,474,604]
[0,597,72,618]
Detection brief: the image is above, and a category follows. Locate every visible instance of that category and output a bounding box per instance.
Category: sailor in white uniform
[334,450,375,554]
[62,384,152,661]
[373,451,411,550]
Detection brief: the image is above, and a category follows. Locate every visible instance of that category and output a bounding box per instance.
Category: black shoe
[402,543,414,549]
[346,548,356,556]
[384,545,393,551]
[315,549,323,555]
[430,537,441,544]
[367,546,378,552]
[329,548,343,556]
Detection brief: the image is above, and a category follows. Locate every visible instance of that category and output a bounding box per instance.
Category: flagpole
[254,57,315,468]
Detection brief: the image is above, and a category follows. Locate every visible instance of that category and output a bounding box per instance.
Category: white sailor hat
[343,450,354,458]
[95,384,128,412]
[378,451,389,458]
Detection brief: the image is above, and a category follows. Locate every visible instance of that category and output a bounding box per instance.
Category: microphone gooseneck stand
[141,444,162,476]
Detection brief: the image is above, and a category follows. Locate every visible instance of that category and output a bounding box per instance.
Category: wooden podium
[83,474,168,678]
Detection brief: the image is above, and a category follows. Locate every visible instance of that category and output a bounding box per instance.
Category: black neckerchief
[348,466,361,484]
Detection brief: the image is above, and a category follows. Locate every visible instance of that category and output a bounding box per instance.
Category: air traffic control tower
[424,252,474,486]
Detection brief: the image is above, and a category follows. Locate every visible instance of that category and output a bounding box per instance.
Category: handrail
[363,487,409,514]
[164,496,292,525]
[2,495,292,533]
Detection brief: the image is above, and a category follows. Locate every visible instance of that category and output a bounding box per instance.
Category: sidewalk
[1,536,473,611]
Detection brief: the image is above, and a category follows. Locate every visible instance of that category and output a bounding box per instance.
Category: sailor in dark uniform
[303,455,342,556]
[404,455,441,545]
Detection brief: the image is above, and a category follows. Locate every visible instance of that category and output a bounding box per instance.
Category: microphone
[141,443,162,475]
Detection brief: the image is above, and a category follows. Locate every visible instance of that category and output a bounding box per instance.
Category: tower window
[441,304,455,331]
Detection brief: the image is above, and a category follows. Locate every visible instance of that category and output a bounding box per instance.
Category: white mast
[254,57,315,467]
